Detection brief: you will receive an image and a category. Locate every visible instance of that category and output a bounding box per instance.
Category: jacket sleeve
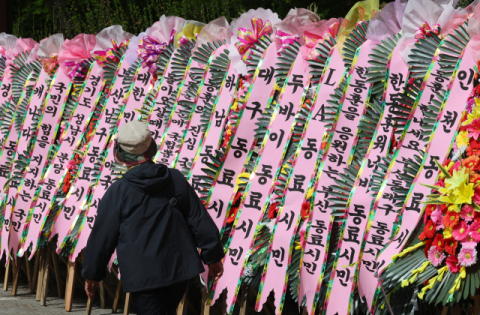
[185,181,225,265]
[81,181,123,281]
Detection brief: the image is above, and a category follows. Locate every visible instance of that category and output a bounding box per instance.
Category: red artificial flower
[226,206,239,224]
[420,220,436,240]
[471,174,480,187]
[463,155,480,170]
[424,239,433,258]
[443,211,460,228]
[473,185,480,206]
[439,204,449,214]
[433,233,445,252]
[444,238,458,255]
[268,203,279,219]
[434,178,446,190]
[389,131,398,155]
[301,202,311,219]
[446,255,460,273]
[467,138,480,157]
[232,192,243,207]
[321,140,328,150]
[425,204,435,217]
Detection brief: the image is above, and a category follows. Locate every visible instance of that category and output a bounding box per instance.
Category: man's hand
[85,279,99,300]
[208,260,224,282]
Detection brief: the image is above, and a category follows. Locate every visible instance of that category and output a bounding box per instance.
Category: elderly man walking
[82,121,224,315]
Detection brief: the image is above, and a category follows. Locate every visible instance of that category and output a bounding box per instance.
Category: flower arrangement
[420,85,480,273]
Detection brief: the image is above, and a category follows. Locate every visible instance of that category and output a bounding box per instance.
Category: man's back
[82,161,224,292]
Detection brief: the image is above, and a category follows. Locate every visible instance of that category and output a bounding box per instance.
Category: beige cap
[117,121,152,155]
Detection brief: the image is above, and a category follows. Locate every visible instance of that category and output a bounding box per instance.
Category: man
[82,121,224,314]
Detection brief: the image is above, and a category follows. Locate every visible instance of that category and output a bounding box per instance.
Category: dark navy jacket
[81,161,224,292]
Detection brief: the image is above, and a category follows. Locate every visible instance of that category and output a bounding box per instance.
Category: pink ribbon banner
[155,59,203,167]
[21,62,104,258]
[203,43,279,231]
[147,55,178,142]
[299,40,375,315]
[1,69,47,260]
[174,46,227,170]
[187,66,236,182]
[0,67,13,132]
[325,45,408,315]
[251,54,310,313]
[373,43,474,309]
[70,64,153,262]
[359,46,453,309]
[14,71,73,257]
[213,52,309,313]
[53,60,131,254]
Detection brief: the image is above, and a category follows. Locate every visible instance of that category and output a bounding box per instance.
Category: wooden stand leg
[3,258,11,291]
[65,260,77,311]
[11,256,22,296]
[452,304,462,315]
[124,292,131,315]
[99,280,106,309]
[221,292,227,315]
[441,306,449,315]
[473,295,480,315]
[86,297,93,315]
[36,249,46,301]
[239,284,248,315]
[176,283,188,315]
[51,251,63,298]
[24,254,32,292]
[201,289,210,315]
[40,246,52,306]
[31,252,39,294]
[112,280,122,313]
[267,295,275,315]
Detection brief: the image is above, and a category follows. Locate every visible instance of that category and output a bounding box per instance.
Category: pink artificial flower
[469,221,480,242]
[461,237,477,249]
[474,186,480,205]
[428,246,445,267]
[467,97,476,113]
[461,205,475,222]
[453,221,469,241]
[451,161,461,172]
[465,118,480,140]
[66,160,77,171]
[446,255,460,273]
[435,178,445,188]
[431,207,443,225]
[458,246,478,267]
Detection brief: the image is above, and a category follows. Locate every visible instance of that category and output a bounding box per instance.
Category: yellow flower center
[466,253,471,259]
[468,212,473,217]
[451,216,455,220]
[430,226,434,231]
[438,241,442,246]
[436,253,440,258]
[460,228,465,233]
[478,228,480,233]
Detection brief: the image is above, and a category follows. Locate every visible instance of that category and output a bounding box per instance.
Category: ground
[0,281,129,314]
[0,256,132,314]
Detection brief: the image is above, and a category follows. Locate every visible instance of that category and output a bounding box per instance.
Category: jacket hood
[123,161,171,194]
